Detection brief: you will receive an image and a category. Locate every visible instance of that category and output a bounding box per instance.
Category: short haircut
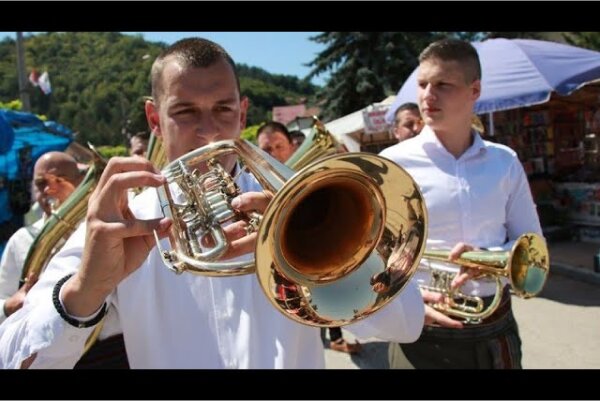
[257,121,292,142]
[131,131,150,142]
[419,38,481,84]
[394,102,420,118]
[288,130,305,140]
[151,37,240,106]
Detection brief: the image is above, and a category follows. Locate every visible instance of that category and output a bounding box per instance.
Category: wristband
[52,273,106,329]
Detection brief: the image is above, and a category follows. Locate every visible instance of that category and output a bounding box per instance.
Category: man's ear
[239,96,249,131]
[145,99,161,138]
[471,79,481,101]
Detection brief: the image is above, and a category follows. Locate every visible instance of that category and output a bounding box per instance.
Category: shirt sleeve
[0,224,106,369]
[343,279,424,343]
[504,158,544,248]
[0,230,25,323]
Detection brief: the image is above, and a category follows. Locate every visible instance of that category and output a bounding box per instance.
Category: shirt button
[69,335,79,342]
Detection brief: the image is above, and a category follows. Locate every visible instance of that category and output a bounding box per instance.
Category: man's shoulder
[379,139,422,160]
[481,139,519,161]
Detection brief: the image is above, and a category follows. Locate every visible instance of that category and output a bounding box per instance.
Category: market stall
[324,96,396,153]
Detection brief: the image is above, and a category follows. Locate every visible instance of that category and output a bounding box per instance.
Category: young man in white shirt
[381,38,543,369]
[0,37,425,369]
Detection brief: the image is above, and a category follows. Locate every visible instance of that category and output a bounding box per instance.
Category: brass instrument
[146,131,168,169]
[421,233,550,324]
[154,138,428,327]
[21,144,106,352]
[285,116,345,170]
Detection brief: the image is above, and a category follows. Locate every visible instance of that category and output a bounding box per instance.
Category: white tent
[323,96,396,152]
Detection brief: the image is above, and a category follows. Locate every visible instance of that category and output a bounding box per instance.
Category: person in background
[256,121,295,163]
[380,38,543,369]
[129,131,150,157]
[0,151,83,324]
[289,130,306,151]
[390,102,423,143]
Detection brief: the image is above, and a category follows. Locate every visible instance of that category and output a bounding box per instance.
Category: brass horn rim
[508,232,550,298]
[256,153,428,327]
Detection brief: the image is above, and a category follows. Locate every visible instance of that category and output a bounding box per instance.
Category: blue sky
[1,31,329,86]
[127,32,328,86]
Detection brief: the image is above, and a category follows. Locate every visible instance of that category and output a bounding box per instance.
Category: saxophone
[21,144,106,353]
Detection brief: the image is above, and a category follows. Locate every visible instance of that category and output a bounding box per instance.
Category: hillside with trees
[0,32,318,146]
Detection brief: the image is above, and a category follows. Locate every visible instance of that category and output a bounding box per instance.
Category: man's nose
[194,117,219,140]
[422,83,435,100]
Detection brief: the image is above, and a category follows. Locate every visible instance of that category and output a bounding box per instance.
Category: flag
[38,71,52,95]
[29,69,39,87]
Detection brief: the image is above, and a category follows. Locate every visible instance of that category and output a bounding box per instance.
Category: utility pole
[15,32,31,112]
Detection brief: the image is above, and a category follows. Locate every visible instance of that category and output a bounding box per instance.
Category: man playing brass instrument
[380,39,544,369]
[0,151,82,322]
[0,37,425,369]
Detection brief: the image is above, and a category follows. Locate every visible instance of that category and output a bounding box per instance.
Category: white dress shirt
[0,170,424,369]
[380,125,543,297]
[0,218,44,323]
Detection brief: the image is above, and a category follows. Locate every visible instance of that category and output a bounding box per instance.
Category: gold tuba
[154,138,428,327]
[420,233,550,324]
[21,144,106,351]
[285,116,345,170]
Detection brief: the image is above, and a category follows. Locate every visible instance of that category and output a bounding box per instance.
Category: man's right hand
[62,157,172,318]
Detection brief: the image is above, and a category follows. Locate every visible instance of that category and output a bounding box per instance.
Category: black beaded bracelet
[52,273,107,329]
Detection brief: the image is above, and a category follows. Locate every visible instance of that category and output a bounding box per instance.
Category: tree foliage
[563,32,600,51]
[0,33,317,147]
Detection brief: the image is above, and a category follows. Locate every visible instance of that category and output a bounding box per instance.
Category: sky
[1,31,329,86]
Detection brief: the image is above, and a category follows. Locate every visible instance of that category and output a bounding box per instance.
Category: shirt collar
[419,125,487,158]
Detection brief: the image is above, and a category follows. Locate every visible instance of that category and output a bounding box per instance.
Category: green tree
[0,32,321,146]
[306,32,440,121]
[563,32,600,51]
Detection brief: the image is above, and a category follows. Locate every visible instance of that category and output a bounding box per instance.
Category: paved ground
[324,270,600,369]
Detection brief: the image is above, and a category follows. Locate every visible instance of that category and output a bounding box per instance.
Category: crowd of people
[0,36,543,370]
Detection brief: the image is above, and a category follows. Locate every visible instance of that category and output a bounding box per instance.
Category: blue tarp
[386,38,600,123]
[0,109,73,255]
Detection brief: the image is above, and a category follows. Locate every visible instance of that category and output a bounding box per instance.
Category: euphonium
[285,116,345,170]
[420,233,550,324]
[21,144,106,352]
[154,138,428,327]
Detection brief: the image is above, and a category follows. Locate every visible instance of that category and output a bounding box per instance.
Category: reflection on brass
[131,133,168,196]
[155,139,428,327]
[147,132,168,170]
[285,116,345,171]
[21,143,107,354]
[421,233,550,324]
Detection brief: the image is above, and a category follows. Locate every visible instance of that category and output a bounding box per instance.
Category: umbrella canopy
[385,38,600,123]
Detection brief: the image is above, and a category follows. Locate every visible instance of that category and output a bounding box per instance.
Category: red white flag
[29,69,40,87]
[38,71,52,95]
